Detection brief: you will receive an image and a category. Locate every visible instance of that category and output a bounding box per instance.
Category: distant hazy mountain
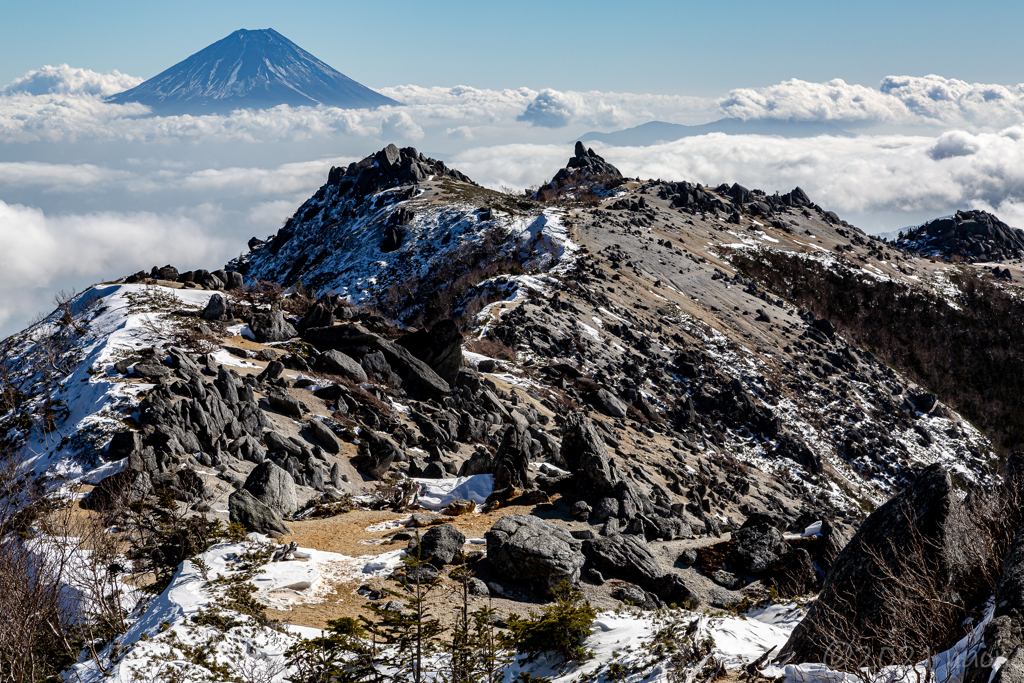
[108,28,398,115]
[578,118,854,146]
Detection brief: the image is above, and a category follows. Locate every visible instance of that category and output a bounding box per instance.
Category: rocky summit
[6,141,1024,683]
[896,209,1024,265]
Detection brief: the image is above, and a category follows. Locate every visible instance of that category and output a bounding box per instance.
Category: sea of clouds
[3,64,1024,334]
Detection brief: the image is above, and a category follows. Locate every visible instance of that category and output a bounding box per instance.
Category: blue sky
[4,0,1024,95]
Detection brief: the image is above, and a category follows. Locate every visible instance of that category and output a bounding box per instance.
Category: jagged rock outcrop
[303,325,449,400]
[485,514,585,596]
[533,141,624,201]
[897,210,1024,263]
[321,349,367,383]
[369,338,450,400]
[408,524,466,568]
[235,144,477,296]
[492,421,533,491]
[395,320,463,385]
[328,144,473,194]
[250,306,298,343]
[560,412,649,522]
[351,429,402,479]
[131,347,271,495]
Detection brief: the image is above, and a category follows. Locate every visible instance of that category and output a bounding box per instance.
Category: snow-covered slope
[66,534,989,683]
[0,283,224,485]
[107,28,398,114]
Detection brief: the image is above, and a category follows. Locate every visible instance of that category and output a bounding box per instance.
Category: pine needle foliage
[504,582,597,665]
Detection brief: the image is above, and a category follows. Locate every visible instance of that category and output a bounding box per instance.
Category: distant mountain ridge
[578,118,854,146]
[108,28,398,115]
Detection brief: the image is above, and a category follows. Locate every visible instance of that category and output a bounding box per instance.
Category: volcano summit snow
[107,28,398,114]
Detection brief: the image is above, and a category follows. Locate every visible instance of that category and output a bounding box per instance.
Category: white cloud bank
[720,75,1024,130]
[3,65,1024,149]
[0,153,356,334]
[454,127,1024,228]
[1,64,142,97]
[0,200,231,329]
[0,66,720,145]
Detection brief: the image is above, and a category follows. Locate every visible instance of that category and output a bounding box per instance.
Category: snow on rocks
[57,528,983,683]
[412,473,494,511]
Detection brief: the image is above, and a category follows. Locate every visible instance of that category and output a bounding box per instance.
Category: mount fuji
[107,28,399,115]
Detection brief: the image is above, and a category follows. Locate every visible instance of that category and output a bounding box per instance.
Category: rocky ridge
[6,141,1024,681]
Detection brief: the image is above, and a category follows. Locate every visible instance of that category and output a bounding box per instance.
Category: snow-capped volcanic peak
[107,28,398,114]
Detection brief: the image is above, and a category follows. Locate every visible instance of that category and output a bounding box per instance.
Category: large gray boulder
[458,447,495,477]
[307,418,341,454]
[267,392,303,418]
[133,360,171,380]
[322,349,367,383]
[264,430,302,457]
[582,534,664,588]
[80,470,151,511]
[108,430,143,464]
[590,389,628,419]
[728,524,787,575]
[408,524,466,568]
[201,294,229,321]
[251,307,298,343]
[485,515,585,596]
[243,461,298,516]
[229,489,290,537]
[780,464,988,666]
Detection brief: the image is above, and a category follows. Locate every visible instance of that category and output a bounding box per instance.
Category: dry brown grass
[464,337,516,361]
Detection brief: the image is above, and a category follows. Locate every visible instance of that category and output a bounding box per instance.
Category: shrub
[505,582,597,664]
[116,487,243,593]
